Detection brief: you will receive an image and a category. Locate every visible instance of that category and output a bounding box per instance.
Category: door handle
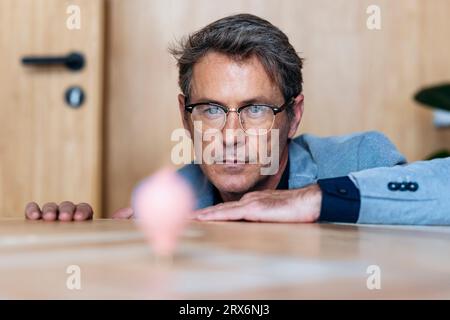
[21,51,85,71]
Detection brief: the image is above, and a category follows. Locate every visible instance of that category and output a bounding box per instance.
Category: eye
[244,105,271,118]
[196,104,224,119]
[248,105,264,114]
[205,106,221,115]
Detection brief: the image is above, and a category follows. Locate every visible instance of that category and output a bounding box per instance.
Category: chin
[201,163,261,193]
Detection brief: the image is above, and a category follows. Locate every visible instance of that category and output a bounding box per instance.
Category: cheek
[272,115,290,141]
[252,116,289,155]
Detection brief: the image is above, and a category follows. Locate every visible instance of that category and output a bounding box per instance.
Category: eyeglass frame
[183,95,296,132]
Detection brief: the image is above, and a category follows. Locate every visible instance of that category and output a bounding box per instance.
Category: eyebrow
[190,96,277,106]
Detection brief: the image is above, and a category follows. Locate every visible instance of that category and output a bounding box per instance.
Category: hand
[25,201,93,221]
[112,207,134,219]
[193,184,322,223]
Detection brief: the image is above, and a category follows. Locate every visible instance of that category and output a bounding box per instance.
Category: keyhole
[65,86,85,108]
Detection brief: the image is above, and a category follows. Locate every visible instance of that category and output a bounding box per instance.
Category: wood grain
[0,0,105,217]
[0,219,449,299]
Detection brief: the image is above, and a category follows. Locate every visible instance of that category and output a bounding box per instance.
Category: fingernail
[59,212,71,221]
[43,212,56,220]
[74,212,83,220]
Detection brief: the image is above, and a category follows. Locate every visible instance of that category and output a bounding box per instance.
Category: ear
[178,94,192,134]
[287,94,304,138]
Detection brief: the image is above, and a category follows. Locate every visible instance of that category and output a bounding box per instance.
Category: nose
[222,110,245,148]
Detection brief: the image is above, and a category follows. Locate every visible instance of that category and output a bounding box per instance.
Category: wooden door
[0,0,104,217]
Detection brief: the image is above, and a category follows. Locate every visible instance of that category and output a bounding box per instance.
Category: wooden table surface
[0,219,449,299]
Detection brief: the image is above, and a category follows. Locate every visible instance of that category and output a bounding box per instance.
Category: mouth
[223,157,247,164]
[220,162,247,173]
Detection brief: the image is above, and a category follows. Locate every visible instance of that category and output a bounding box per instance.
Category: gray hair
[169,14,304,114]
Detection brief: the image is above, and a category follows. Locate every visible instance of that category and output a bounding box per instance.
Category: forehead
[190,51,282,102]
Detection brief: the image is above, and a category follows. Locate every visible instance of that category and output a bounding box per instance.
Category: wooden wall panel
[104,0,450,215]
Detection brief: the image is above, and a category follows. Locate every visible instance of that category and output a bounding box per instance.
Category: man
[24,14,450,225]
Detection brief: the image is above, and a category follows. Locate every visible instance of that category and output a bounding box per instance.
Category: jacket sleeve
[349,157,450,225]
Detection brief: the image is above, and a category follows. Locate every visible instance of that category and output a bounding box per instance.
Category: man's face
[178,52,303,194]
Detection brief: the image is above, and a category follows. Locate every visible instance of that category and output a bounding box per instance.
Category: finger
[195,204,248,221]
[194,201,242,216]
[42,202,59,221]
[195,200,276,222]
[112,207,134,219]
[197,204,288,222]
[58,201,75,221]
[25,202,42,220]
[196,209,245,221]
[73,203,93,221]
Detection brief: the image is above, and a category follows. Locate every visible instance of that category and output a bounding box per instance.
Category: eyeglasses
[184,96,295,135]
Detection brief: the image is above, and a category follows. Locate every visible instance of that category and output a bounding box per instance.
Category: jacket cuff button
[388,182,400,191]
[407,182,419,192]
[399,182,408,191]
